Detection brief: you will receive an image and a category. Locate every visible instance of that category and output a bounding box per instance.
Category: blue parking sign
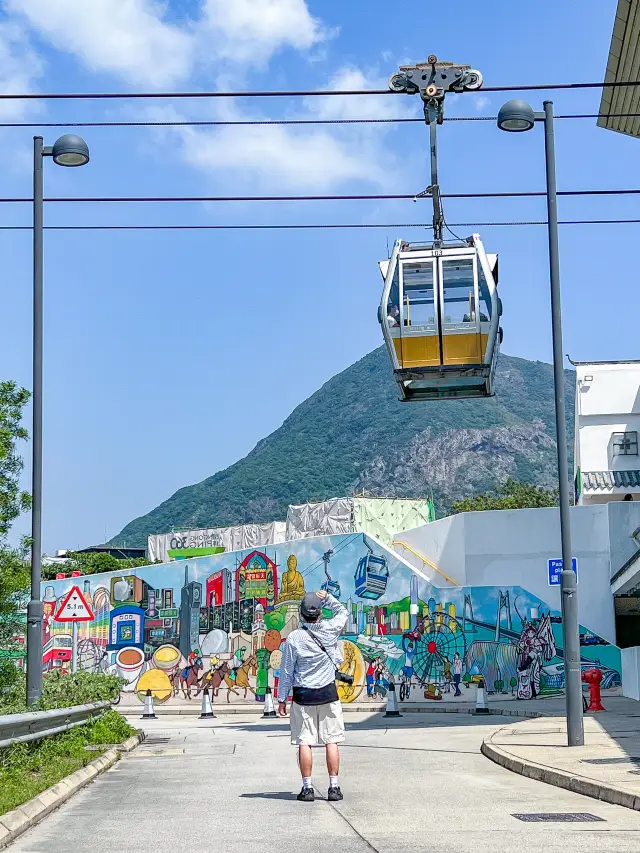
[548,557,578,586]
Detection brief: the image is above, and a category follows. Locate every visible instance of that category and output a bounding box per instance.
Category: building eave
[598,0,640,138]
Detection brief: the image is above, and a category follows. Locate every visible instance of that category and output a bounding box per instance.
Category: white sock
[329,775,339,788]
[302,777,312,789]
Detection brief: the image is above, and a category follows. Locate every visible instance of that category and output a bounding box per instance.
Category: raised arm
[319,592,348,640]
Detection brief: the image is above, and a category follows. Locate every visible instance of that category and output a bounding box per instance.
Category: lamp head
[497,100,535,132]
[51,134,90,167]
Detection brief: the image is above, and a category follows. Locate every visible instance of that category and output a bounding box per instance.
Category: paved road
[8,712,640,853]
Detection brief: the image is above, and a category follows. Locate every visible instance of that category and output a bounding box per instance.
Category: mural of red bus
[43,634,72,672]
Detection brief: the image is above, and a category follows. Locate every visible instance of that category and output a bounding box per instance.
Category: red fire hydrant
[581,668,606,712]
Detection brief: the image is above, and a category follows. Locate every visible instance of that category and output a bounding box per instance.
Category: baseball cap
[300,592,323,621]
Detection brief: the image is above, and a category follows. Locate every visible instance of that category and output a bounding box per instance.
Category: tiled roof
[583,470,640,491]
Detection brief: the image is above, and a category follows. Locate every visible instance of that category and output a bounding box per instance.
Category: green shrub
[0,670,124,714]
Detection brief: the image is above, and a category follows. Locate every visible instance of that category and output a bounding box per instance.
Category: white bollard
[384,680,402,718]
[475,678,490,714]
[263,685,277,718]
[200,687,216,719]
[142,689,157,719]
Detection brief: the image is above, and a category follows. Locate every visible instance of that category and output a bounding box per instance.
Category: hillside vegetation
[112,349,574,547]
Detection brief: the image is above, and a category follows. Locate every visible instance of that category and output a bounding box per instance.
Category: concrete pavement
[7,711,640,853]
[483,701,640,811]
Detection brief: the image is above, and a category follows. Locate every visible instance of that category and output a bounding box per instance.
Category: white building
[573,359,640,505]
[393,502,640,684]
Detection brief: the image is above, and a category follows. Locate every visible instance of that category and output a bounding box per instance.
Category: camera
[335,670,354,686]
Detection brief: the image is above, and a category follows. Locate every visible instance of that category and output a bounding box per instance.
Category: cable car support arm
[389,56,483,244]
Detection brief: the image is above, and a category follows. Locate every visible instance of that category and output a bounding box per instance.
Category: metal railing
[0,702,111,749]
[392,540,461,586]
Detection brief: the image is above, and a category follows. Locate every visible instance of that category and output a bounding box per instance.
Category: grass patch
[0,711,136,816]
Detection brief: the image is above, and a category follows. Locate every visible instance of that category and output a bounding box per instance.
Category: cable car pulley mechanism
[389,56,483,244]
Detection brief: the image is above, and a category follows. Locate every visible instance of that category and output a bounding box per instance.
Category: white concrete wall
[393,513,467,587]
[579,420,640,471]
[621,647,640,701]
[396,504,617,644]
[575,363,640,488]
[577,364,640,417]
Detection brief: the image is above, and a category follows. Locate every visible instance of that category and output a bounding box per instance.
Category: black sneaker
[297,787,315,802]
[327,786,343,802]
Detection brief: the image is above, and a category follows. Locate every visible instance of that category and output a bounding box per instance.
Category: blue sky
[1,0,639,551]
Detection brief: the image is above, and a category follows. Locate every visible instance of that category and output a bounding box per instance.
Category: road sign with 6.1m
[54,586,94,622]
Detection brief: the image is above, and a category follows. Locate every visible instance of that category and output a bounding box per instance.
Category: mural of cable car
[379,235,502,401]
[354,538,389,600]
[321,549,341,598]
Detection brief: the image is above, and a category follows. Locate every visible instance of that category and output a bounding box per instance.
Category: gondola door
[399,257,441,368]
[437,254,483,366]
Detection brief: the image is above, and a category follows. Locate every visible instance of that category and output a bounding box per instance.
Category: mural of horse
[201,661,238,700]
[172,658,204,699]
[223,654,257,702]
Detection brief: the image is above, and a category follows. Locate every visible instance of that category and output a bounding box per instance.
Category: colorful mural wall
[40,533,622,706]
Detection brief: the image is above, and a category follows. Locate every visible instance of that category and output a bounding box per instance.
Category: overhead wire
[0,188,637,203]
[0,78,638,100]
[0,219,639,231]
[0,113,637,129]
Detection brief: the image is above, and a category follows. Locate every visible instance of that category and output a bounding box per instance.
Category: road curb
[122,703,546,718]
[481,730,640,812]
[0,730,145,849]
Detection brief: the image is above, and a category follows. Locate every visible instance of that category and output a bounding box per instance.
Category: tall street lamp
[497,100,583,747]
[26,134,90,707]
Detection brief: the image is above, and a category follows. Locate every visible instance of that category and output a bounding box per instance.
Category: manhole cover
[512,814,605,823]
[135,748,185,757]
[582,757,640,765]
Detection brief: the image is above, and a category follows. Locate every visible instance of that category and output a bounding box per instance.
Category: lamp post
[497,100,583,747]
[26,134,90,707]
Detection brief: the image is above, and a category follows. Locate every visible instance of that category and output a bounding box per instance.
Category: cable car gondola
[354,538,389,600]
[377,57,502,402]
[378,235,502,401]
[321,549,341,599]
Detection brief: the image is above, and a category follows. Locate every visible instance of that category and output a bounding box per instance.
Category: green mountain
[111,349,574,547]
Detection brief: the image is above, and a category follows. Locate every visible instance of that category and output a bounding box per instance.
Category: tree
[449,479,558,514]
[0,381,31,689]
[41,551,151,580]
[0,381,31,538]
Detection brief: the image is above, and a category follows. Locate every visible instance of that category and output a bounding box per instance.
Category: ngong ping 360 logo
[169,529,224,550]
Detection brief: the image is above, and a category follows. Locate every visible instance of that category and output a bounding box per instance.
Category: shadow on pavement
[342,743,480,755]
[223,711,510,735]
[240,792,297,800]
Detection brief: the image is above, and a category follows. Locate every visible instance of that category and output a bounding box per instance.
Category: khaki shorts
[290,700,345,746]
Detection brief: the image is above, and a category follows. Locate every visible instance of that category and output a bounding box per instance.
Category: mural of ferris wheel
[410,616,467,688]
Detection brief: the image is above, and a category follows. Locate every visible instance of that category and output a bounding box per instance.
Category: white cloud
[304,66,417,121]
[5,0,193,87]
[473,95,491,113]
[0,20,44,118]
[1,0,329,89]
[177,121,391,191]
[199,0,327,63]
[160,66,412,192]
[0,5,409,192]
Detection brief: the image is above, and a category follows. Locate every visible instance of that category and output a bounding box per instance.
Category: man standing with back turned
[277,590,348,802]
